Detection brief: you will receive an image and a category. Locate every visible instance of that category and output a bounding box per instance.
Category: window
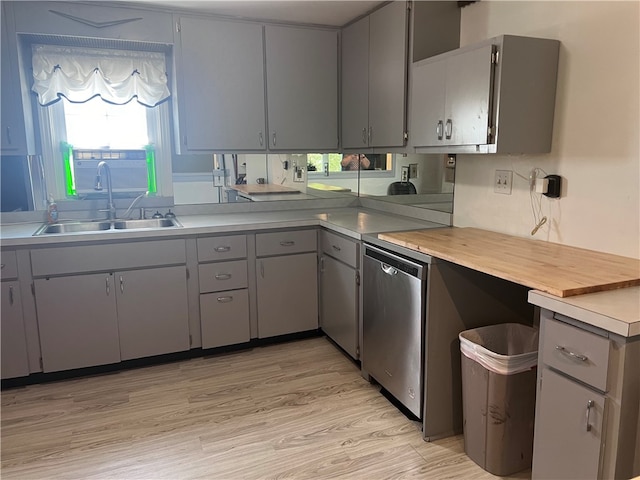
[30,43,173,201]
[304,153,396,177]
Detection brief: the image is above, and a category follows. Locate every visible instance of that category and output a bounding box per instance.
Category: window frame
[305,153,397,179]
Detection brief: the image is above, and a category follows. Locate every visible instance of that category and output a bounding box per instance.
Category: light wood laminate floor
[1,337,531,479]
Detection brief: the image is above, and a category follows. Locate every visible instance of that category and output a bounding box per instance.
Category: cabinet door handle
[319,256,324,273]
[368,126,372,143]
[217,296,233,303]
[445,119,453,140]
[9,285,14,305]
[436,120,443,140]
[215,273,232,280]
[272,132,277,147]
[585,400,594,432]
[331,244,341,252]
[6,126,12,145]
[555,345,588,362]
[260,261,264,278]
[106,276,111,295]
[259,132,264,146]
[1,263,5,269]
[362,127,367,145]
[214,246,231,253]
[119,275,124,293]
[280,241,295,247]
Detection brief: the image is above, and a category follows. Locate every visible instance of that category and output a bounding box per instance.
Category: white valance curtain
[31,44,170,107]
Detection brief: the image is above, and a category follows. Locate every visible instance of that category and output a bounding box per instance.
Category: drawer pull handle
[555,345,588,362]
[120,275,124,294]
[1,263,5,269]
[585,400,594,432]
[9,285,14,305]
[217,296,233,303]
[331,245,341,252]
[215,273,232,280]
[280,241,295,247]
[214,246,231,252]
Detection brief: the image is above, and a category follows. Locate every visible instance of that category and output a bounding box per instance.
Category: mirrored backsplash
[172,152,455,214]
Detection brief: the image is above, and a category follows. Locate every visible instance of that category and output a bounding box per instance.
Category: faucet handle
[139,207,147,220]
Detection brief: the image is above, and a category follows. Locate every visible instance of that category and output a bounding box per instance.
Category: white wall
[455,1,639,258]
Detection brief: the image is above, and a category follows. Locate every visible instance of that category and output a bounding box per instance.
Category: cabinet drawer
[320,230,359,268]
[197,235,247,262]
[198,260,248,293]
[200,289,250,349]
[256,229,317,257]
[1,251,18,280]
[542,317,610,392]
[31,239,186,277]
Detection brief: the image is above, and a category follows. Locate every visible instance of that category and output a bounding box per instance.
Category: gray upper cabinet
[411,35,560,154]
[1,3,28,155]
[11,1,173,43]
[265,25,338,151]
[341,1,408,149]
[175,17,266,152]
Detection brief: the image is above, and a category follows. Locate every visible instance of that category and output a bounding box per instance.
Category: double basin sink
[33,217,182,236]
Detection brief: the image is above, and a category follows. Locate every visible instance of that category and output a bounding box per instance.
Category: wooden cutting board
[378,227,640,297]
[230,184,300,195]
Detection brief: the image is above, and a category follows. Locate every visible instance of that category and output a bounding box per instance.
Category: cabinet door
[341,16,370,149]
[256,252,318,338]
[200,289,250,349]
[532,368,605,479]
[265,25,338,150]
[35,274,120,372]
[115,266,190,360]
[368,0,408,147]
[444,44,494,146]
[177,17,266,151]
[320,255,358,359]
[1,3,27,154]
[411,58,447,147]
[1,281,29,379]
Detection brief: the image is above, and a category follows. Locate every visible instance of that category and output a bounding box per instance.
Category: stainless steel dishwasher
[362,244,427,418]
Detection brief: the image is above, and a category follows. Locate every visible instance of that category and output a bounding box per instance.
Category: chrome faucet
[95,161,116,221]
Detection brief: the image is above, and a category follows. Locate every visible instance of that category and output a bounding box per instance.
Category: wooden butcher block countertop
[378,227,640,297]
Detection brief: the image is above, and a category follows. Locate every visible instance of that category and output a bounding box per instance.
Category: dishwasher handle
[381,263,397,276]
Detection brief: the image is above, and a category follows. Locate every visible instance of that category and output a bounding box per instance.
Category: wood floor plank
[1,338,529,479]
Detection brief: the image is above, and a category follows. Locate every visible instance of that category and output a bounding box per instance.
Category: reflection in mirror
[359,153,454,213]
[172,152,454,213]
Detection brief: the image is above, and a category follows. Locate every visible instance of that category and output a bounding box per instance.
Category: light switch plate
[494,170,512,194]
[401,166,409,182]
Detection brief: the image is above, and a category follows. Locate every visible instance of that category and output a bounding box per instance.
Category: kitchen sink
[112,218,182,229]
[33,217,182,236]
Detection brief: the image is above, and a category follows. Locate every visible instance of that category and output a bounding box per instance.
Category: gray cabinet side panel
[368,0,407,147]
[495,36,560,154]
[341,16,369,149]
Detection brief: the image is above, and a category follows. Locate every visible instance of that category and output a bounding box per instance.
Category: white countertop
[0,207,445,247]
[528,287,640,338]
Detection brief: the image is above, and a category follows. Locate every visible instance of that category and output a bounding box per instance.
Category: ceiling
[127,1,385,27]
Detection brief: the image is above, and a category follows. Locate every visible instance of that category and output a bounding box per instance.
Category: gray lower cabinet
[318,229,359,359]
[532,311,640,479]
[319,255,358,359]
[35,273,121,372]
[1,280,30,379]
[200,289,250,349]
[34,266,189,372]
[256,252,318,338]
[115,266,190,360]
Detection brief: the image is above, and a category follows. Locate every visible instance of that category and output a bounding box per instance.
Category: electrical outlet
[401,166,409,182]
[293,166,306,183]
[409,163,418,179]
[494,170,512,194]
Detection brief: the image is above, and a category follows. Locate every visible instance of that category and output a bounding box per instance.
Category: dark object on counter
[387,181,416,195]
[152,211,164,219]
[164,210,176,219]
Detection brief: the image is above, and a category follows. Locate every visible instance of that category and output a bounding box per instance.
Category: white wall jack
[494,170,513,194]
